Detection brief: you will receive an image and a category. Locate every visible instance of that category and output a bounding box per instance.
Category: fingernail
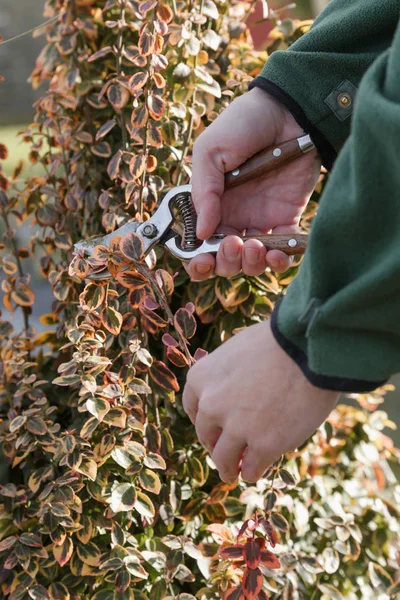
[223,243,241,262]
[196,264,212,274]
[244,248,261,265]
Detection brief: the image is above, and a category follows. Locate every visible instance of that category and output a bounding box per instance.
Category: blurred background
[1,0,400,446]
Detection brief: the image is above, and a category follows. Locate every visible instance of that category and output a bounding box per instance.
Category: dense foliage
[0,1,399,599]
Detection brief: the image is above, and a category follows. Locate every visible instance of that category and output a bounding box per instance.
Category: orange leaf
[129,71,148,92]
[225,587,244,600]
[11,285,35,307]
[149,360,179,392]
[243,567,263,600]
[0,144,9,160]
[260,550,280,569]
[69,255,90,279]
[166,346,190,368]
[53,537,73,567]
[131,104,149,128]
[244,539,261,570]
[107,83,130,109]
[147,125,163,147]
[115,270,147,289]
[157,3,173,22]
[147,95,166,120]
[90,245,110,265]
[130,154,146,179]
[120,232,144,261]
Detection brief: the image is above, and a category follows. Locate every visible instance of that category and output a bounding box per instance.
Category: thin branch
[0,14,61,47]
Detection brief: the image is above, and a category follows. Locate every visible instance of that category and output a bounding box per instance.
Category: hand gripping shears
[74,134,315,280]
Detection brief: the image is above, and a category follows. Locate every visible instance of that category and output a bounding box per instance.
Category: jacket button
[337,92,352,108]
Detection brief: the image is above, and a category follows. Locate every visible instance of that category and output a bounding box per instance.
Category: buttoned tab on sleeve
[249,0,400,170]
[270,18,400,393]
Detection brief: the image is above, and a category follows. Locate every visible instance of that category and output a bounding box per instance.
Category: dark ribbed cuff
[270,299,387,393]
[249,77,337,171]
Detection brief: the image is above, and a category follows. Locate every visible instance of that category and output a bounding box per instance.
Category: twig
[0,14,61,47]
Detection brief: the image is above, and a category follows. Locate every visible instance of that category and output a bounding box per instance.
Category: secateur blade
[73,184,195,279]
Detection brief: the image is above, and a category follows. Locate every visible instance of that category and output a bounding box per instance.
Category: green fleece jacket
[250,1,400,392]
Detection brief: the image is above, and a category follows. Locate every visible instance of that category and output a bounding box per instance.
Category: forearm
[271,18,400,392]
[250,0,400,169]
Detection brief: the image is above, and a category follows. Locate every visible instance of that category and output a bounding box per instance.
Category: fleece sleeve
[249,0,400,170]
[270,18,400,393]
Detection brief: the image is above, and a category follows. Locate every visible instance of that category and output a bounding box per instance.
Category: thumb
[191,142,225,240]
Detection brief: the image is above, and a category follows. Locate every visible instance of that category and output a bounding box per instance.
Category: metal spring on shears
[173,193,198,249]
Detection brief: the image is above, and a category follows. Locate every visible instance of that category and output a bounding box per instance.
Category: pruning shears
[74,134,315,279]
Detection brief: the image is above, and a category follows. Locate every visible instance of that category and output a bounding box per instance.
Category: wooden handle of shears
[224,134,315,190]
[242,233,308,255]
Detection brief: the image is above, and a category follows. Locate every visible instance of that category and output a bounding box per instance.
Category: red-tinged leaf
[255,537,266,550]
[115,270,147,289]
[11,285,35,307]
[243,567,263,600]
[26,416,48,435]
[107,83,130,110]
[96,119,117,141]
[92,141,112,157]
[129,71,148,92]
[115,570,131,593]
[147,95,166,120]
[259,519,277,548]
[20,532,42,547]
[107,150,122,180]
[122,45,140,63]
[75,131,93,144]
[120,232,144,261]
[237,520,250,541]
[88,46,114,62]
[219,544,244,560]
[131,104,149,128]
[0,535,18,551]
[139,0,158,13]
[174,307,196,339]
[53,537,73,567]
[244,540,262,570]
[129,288,146,308]
[101,306,123,335]
[148,125,163,147]
[194,347,208,361]
[260,550,280,569]
[155,268,174,295]
[90,245,109,265]
[162,333,179,347]
[167,346,190,368]
[0,144,9,160]
[157,3,173,22]
[130,154,146,179]
[150,360,179,392]
[225,588,244,600]
[139,32,155,56]
[69,254,90,279]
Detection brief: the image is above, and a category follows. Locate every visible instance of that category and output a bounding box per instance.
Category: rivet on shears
[231,168,240,176]
[142,223,158,238]
[273,148,282,157]
[288,238,297,248]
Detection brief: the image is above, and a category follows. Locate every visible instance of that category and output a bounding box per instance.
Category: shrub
[0,1,399,599]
